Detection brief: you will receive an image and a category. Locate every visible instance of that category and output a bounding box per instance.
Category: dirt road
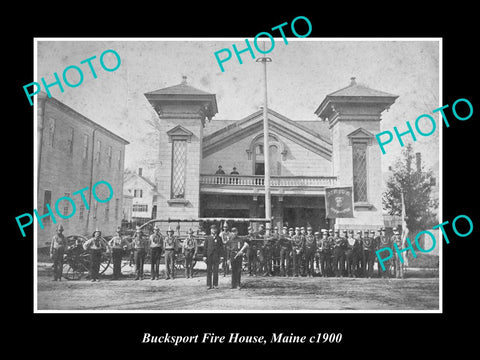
[36,264,439,311]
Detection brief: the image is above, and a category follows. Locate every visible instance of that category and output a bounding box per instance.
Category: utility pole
[256,43,272,235]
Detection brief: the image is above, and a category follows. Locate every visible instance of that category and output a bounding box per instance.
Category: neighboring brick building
[37,92,129,247]
[145,76,397,234]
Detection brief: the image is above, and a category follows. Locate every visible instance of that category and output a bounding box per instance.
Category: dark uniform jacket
[278,234,292,250]
[318,237,331,252]
[304,234,316,251]
[204,234,223,258]
[149,234,163,249]
[291,234,304,253]
[363,236,375,251]
[375,235,390,248]
[246,233,259,251]
[333,236,348,250]
[226,235,248,257]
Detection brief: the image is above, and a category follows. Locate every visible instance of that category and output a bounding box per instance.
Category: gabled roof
[124,172,157,191]
[203,108,333,160]
[315,78,398,119]
[144,77,218,121]
[41,92,130,145]
[144,82,212,96]
[327,80,397,98]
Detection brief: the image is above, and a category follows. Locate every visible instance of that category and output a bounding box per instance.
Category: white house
[123,168,159,225]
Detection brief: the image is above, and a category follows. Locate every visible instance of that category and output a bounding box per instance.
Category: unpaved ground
[36,263,439,311]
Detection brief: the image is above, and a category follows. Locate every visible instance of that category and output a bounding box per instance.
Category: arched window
[246,134,286,176]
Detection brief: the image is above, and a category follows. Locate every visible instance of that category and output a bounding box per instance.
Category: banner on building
[325,187,354,218]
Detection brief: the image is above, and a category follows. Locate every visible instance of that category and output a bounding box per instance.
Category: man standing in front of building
[376,227,392,278]
[226,227,249,289]
[246,226,258,276]
[203,224,223,289]
[291,227,304,277]
[363,230,376,278]
[332,229,347,277]
[215,165,225,174]
[220,222,231,277]
[132,226,148,280]
[83,228,109,282]
[304,226,316,277]
[318,229,331,277]
[164,227,178,280]
[50,224,68,281]
[182,228,198,279]
[278,226,292,277]
[262,226,276,277]
[109,226,128,280]
[326,229,335,276]
[149,226,163,280]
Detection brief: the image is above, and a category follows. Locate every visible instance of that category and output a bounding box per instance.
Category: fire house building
[146,76,398,234]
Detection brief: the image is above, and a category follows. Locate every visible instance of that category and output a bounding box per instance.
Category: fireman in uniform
[50,224,68,281]
[109,226,128,280]
[83,228,109,282]
[182,228,198,279]
[376,227,392,278]
[226,227,249,289]
[391,227,404,278]
[163,227,178,280]
[363,230,376,278]
[278,226,292,277]
[131,227,148,280]
[314,231,322,276]
[149,226,163,280]
[256,224,267,274]
[220,223,231,277]
[318,229,331,277]
[271,226,281,275]
[291,227,305,277]
[304,226,316,277]
[262,227,276,276]
[332,229,346,277]
[246,226,258,276]
[326,229,335,276]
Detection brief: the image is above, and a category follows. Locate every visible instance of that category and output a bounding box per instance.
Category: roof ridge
[145,82,213,96]
[204,108,332,145]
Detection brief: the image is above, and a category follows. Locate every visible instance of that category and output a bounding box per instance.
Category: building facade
[37,92,129,247]
[145,77,397,234]
[123,168,159,225]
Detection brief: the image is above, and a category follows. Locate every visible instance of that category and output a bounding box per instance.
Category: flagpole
[256,44,272,235]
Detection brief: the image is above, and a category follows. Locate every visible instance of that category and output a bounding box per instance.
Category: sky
[36,39,440,180]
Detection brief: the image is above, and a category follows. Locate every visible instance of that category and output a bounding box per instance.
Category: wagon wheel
[62,257,89,280]
[99,251,111,275]
[175,254,185,270]
[63,262,86,280]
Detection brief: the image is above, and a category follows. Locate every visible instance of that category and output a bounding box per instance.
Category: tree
[383,143,438,231]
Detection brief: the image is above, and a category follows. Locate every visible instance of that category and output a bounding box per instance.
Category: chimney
[138,167,143,176]
[181,75,187,84]
[350,77,357,86]
[415,152,421,172]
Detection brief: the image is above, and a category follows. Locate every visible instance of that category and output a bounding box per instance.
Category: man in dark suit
[203,224,223,290]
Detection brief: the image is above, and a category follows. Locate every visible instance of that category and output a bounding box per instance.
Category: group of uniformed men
[218,224,405,281]
[49,224,198,282]
[49,222,405,287]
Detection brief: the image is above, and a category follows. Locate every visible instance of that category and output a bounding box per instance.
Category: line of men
[49,224,199,282]
[49,222,405,284]
[222,224,404,279]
